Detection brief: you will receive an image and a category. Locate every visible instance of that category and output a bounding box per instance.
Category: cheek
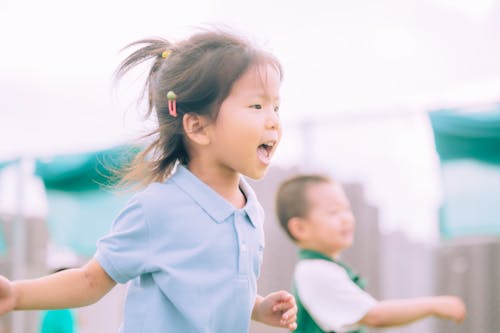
[326,223,344,237]
[319,223,337,236]
[212,121,241,144]
[277,127,283,144]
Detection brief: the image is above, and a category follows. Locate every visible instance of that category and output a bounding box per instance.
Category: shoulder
[111,180,187,230]
[294,258,359,294]
[136,180,179,200]
[295,259,349,282]
[132,180,189,210]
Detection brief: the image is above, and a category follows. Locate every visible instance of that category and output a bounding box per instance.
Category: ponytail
[114,37,182,188]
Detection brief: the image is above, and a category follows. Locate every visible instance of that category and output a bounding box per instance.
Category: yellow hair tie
[161,50,171,59]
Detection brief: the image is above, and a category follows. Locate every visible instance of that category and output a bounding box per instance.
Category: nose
[265,107,280,130]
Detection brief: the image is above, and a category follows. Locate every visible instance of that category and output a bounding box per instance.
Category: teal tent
[429,107,500,239]
[35,146,137,257]
[0,159,18,171]
[429,109,500,164]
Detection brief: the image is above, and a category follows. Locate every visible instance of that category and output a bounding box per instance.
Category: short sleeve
[295,259,378,333]
[94,197,150,283]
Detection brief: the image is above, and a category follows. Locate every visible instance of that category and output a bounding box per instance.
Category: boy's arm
[1,259,115,313]
[359,296,466,327]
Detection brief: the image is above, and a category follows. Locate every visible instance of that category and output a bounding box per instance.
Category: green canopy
[35,146,138,256]
[428,107,500,239]
[35,146,139,191]
[429,108,500,164]
[0,158,19,171]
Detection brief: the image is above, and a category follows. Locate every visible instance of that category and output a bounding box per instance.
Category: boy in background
[276,174,466,333]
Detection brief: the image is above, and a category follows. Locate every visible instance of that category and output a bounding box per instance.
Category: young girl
[0,29,297,332]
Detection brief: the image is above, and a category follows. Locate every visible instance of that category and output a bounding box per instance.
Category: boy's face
[300,182,355,257]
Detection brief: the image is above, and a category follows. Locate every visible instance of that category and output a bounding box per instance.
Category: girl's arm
[252,291,297,330]
[359,296,466,327]
[0,259,115,314]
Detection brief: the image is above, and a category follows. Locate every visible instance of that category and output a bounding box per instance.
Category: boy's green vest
[293,249,366,333]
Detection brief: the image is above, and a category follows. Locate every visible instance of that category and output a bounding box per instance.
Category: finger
[288,322,297,331]
[272,294,296,312]
[280,314,297,328]
[282,314,297,326]
[282,306,297,320]
[272,290,293,302]
[273,300,294,313]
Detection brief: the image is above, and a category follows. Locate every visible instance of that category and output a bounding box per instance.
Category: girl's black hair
[115,28,283,187]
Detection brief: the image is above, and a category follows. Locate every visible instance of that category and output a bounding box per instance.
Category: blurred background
[1,0,499,332]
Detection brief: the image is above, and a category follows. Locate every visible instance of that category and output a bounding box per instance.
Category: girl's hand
[0,275,16,316]
[433,296,466,322]
[252,291,297,330]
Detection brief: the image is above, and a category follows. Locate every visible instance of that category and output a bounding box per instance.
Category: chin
[243,166,269,180]
[343,241,354,249]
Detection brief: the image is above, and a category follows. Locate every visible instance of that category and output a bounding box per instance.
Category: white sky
[1,0,500,240]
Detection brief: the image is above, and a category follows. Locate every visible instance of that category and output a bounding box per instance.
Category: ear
[182,113,211,146]
[287,216,309,241]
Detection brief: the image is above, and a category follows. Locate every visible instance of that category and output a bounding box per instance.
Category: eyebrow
[255,93,280,103]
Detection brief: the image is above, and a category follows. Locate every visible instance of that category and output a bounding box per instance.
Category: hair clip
[167,90,177,117]
[161,50,171,59]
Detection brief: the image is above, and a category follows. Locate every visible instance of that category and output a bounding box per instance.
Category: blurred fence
[435,237,500,333]
[0,215,48,333]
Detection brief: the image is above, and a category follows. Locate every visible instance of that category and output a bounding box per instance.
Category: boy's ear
[287,217,308,241]
[182,113,211,146]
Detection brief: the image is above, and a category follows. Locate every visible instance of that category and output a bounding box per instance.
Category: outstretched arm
[0,259,115,315]
[359,296,466,328]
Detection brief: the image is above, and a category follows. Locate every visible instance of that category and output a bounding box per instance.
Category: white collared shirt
[294,259,377,332]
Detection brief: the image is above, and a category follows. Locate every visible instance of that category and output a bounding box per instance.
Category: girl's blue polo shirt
[94,165,265,333]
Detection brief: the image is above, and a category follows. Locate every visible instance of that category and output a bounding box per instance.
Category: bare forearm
[13,260,115,310]
[360,298,435,327]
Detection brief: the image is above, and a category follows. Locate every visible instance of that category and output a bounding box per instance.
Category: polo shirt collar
[171,164,260,227]
[239,177,260,228]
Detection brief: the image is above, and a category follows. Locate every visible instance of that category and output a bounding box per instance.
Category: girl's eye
[250,104,262,110]
[274,105,280,113]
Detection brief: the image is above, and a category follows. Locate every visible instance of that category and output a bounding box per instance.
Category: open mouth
[257,141,276,164]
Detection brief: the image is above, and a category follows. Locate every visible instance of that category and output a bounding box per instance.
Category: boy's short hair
[275,174,332,240]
